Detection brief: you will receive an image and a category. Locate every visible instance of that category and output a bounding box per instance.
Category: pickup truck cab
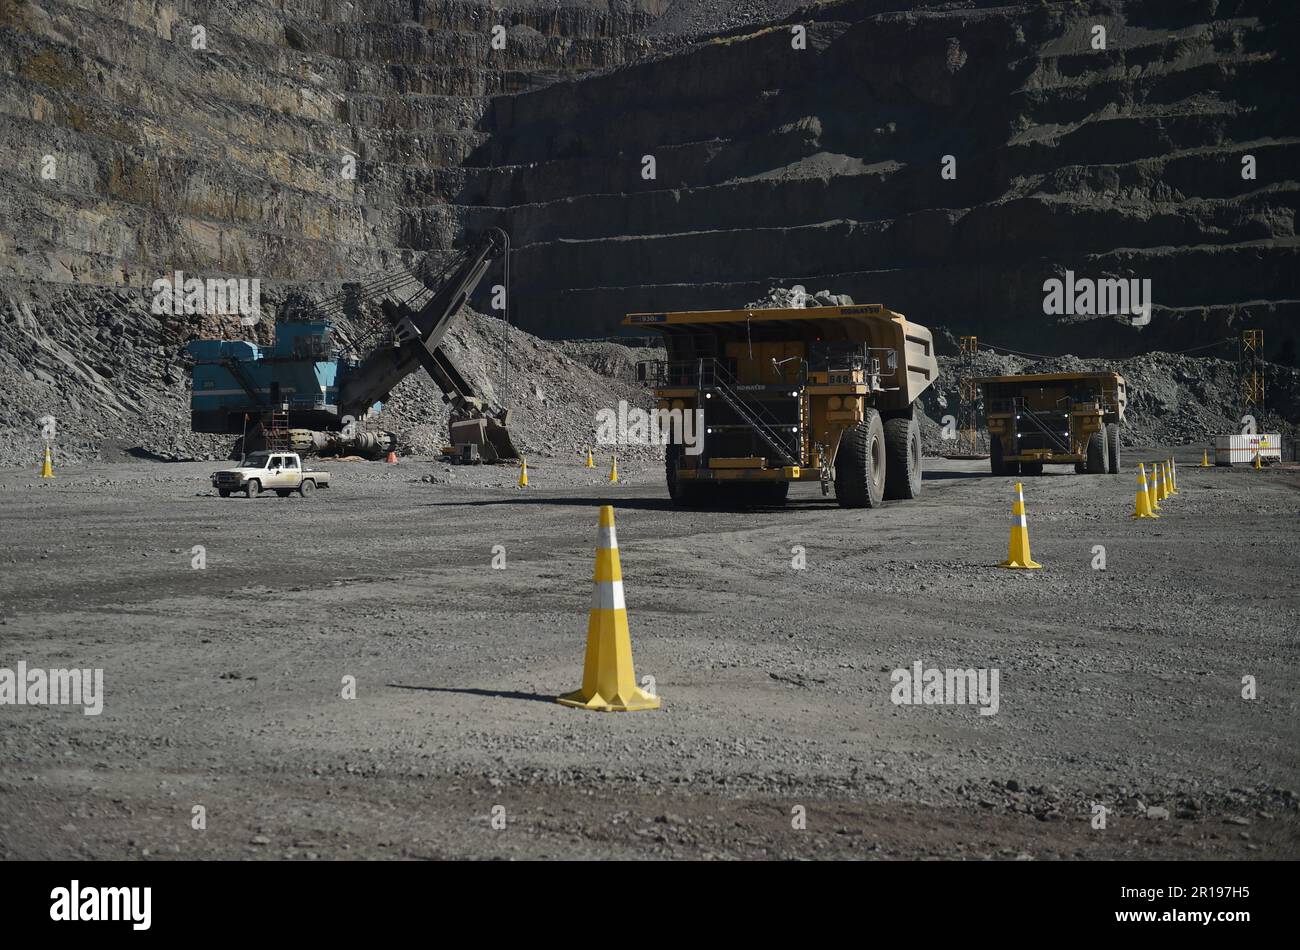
[212,451,330,499]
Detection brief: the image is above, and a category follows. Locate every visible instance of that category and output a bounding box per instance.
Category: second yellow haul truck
[627,303,938,508]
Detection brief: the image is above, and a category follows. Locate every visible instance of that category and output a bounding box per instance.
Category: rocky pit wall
[462,0,1298,360]
[0,0,1297,464]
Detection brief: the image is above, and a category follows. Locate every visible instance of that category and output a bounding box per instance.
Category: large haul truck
[974,371,1126,476]
[627,304,938,508]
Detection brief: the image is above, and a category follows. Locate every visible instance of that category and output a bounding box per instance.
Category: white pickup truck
[211,451,330,499]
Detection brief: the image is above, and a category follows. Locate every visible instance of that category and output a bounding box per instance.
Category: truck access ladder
[1015,399,1070,453]
[708,362,799,467]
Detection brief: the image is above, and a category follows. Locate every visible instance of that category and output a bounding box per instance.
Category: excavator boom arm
[335,228,520,461]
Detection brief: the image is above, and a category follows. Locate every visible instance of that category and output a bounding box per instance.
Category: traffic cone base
[557,610,661,712]
[998,482,1041,569]
[559,506,659,712]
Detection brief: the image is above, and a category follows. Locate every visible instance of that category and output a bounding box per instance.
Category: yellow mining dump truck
[974,372,1126,476]
[626,304,938,507]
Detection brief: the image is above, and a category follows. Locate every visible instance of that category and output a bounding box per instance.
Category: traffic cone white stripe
[591,580,625,611]
[597,526,618,550]
[1012,514,1027,528]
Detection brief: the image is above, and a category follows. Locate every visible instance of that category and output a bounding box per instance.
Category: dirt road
[1,449,1296,859]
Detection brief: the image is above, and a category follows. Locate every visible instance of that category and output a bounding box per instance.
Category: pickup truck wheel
[834,410,886,509]
[245,479,261,498]
[218,489,231,498]
[298,479,315,498]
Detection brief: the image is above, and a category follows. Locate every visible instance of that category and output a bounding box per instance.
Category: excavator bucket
[448,411,521,463]
[485,418,521,461]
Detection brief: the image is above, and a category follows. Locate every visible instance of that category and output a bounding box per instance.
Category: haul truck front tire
[991,435,1019,477]
[1086,430,1108,474]
[835,410,886,509]
[666,445,709,507]
[883,412,922,500]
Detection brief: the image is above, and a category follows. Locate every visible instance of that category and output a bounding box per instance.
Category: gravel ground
[0,449,1296,860]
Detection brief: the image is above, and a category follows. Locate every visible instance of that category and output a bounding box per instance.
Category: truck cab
[211,452,330,499]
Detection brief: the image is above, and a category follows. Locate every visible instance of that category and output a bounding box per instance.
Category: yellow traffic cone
[39,444,55,479]
[518,457,529,488]
[1163,461,1174,497]
[1133,464,1158,519]
[998,482,1041,569]
[1200,449,1210,468]
[1168,458,1178,494]
[1151,463,1164,508]
[1254,452,1262,470]
[559,506,660,712]
[585,446,595,468]
[608,454,619,483]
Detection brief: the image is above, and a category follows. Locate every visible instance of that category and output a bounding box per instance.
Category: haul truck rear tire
[1106,422,1121,474]
[883,413,922,500]
[1086,430,1108,474]
[835,410,886,509]
[991,435,1019,476]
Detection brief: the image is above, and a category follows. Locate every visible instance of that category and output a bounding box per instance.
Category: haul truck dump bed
[627,304,938,508]
[974,371,1126,476]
